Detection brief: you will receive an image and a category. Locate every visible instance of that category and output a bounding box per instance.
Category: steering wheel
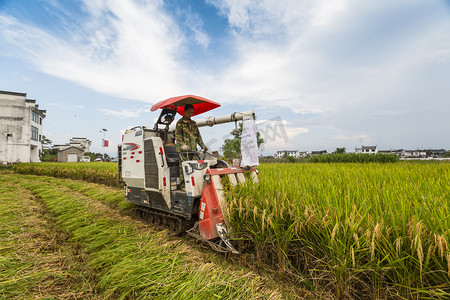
[161,112,174,125]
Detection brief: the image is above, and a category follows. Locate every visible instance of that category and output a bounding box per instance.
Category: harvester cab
[118,95,259,253]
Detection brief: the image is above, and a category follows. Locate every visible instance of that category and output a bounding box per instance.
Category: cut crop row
[0,173,286,299]
[0,178,97,298]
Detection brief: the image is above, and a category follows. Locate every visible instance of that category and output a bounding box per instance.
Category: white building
[70,137,91,152]
[355,145,378,154]
[0,90,46,164]
[402,150,427,158]
[53,137,91,153]
[275,150,307,159]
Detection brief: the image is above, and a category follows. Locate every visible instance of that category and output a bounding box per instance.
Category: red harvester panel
[198,171,223,240]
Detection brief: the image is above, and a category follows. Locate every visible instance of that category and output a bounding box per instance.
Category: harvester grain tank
[118,95,259,253]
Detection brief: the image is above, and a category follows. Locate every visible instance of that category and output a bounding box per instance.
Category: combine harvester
[118,95,259,253]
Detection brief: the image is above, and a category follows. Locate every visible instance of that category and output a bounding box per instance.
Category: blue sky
[1,0,450,155]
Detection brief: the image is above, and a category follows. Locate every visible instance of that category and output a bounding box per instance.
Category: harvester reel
[214,160,231,168]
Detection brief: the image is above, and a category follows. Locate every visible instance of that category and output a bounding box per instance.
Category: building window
[6,133,13,138]
[31,126,39,141]
[32,112,39,123]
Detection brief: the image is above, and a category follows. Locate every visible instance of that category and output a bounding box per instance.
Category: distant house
[378,148,446,158]
[355,145,378,154]
[276,150,295,158]
[0,90,46,164]
[425,149,446,158]
[401,150,427,158]
[69,137,92,152]
[275,150,307,159]
[57,146,85,162]
[53,137,91,152]
[53,137,92,162]
[379,149,404,156]
[310,150,328,155]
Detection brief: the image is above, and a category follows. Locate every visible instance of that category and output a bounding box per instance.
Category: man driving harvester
[175,103,208,186]
[121,95,258,253]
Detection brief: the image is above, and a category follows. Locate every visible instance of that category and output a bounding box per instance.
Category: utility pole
[100,128,108,161]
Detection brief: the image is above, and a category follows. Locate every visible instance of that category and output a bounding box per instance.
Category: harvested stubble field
[0,172,287,299]
[4,161,450,299]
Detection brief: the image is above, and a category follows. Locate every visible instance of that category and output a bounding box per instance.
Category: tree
[41,135,52,148]
[335,147,346,154]
[222,122,264,160]
[40,136,57,161]
[286,155,296,163]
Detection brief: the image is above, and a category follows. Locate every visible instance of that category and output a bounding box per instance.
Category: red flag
[103,140,109,147]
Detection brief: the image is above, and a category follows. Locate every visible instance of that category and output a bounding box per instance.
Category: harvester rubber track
[136,207,191,235]
[136,207,238,254]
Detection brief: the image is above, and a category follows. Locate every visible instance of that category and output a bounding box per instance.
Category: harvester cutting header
[118,95,259,253]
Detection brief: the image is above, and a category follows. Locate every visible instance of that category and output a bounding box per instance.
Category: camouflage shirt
[175,116,206,152]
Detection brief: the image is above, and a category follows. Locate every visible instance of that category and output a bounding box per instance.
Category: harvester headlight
[203,173,211,183]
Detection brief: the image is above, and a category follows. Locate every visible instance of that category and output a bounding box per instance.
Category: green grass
[0,173,287,299]
[0,179,97,299]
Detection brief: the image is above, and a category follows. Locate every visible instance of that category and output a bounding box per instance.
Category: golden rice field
[13,162,120,187]
[9,161,450,299]
[228,162,450,298]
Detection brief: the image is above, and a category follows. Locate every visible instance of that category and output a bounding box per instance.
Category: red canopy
[151,95,221,116]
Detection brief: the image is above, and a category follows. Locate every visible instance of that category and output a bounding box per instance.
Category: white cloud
[2,0,450,151]
[179,6,210,48]
[3,0,449,115]
[207,0,350,37]
[44,103,84,111]
[0,1,187,100]
[204,0,450,125]
[97,106,150,118]
[311,0,349,27]
[332,134,371,144]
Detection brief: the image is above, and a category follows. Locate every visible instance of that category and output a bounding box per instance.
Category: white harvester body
[118,95,259,253]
